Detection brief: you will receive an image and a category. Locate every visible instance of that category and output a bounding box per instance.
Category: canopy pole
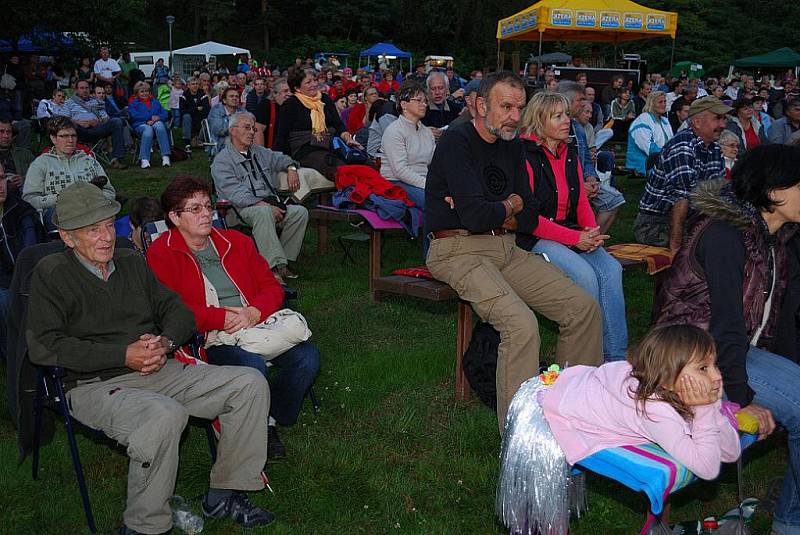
[496,40,501,70]
[670,38,676,70]
[538,31,543,72]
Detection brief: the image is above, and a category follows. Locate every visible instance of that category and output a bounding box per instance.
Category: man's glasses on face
[235,124,257,132]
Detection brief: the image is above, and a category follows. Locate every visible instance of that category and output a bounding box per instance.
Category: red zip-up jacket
[146,227,284,333]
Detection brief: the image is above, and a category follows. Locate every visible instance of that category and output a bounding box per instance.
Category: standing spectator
[600,75,623,115]
[179,77,210,152]
[254,78,289,149]
[207,87,244,153]
[726,98,767,153]
[626,91,674,176]
[151,58,171,90]
[168,78,184,127]
[93,47,121,86]
[767,98,800,145]
[118,52,138,98]
[128,81,172,169]
[59,79,128,169]
[245,78,268,115]
[634,80,653,116]
[634,96,729,250]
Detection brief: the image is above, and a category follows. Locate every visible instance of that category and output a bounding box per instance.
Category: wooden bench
[373,275,474,401]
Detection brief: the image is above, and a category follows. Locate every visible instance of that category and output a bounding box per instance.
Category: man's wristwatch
[287,164,298,172]
[164,337,179,353]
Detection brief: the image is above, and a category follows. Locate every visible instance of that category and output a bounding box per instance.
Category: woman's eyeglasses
[175,203,213,215]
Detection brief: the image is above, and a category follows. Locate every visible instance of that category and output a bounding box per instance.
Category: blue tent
[359,42,412,70]
[0,32,77,53]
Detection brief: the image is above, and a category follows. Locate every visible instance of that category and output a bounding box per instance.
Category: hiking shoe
[267,425,286,459]
[140,159,151,169]
[110,158,128,170]
[202,491,275,528]
[162,155,171,167]
[275,265,298,280]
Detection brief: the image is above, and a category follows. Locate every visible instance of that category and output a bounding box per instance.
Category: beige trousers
[67,360,269,534]
[235,204,309,268]
[426,234,603,433]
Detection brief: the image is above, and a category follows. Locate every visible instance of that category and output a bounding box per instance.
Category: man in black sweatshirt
[27,182,276,534]
[425,71,603,433]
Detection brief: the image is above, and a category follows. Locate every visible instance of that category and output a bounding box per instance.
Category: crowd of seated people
[7,45,800,535]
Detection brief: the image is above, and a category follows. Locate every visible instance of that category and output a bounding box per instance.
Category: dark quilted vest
[523,139,582,230]
[655,186,793,350]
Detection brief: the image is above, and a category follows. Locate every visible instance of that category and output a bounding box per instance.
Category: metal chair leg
[31,369,44,480]
[54,377,97,533]
[205,423,218,464]
[309,386,321,414]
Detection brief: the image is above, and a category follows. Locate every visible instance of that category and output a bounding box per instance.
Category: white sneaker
[140,159,150,169]
[162,156,171,167]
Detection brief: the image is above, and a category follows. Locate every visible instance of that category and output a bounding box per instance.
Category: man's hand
[584,176,600,199]
[429,127,443,141]
[502,217,518,231]
[223,306,261,334]
[444,196,455,209]
[272,205,285,222]
[505,193,523,216]
[125,334,168,375]
[451,88,465,99]
[6,174,23,188]
[287,169,300,192]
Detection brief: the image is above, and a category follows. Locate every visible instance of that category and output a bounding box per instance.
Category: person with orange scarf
[274,68,363,180]
[128,81,172,169]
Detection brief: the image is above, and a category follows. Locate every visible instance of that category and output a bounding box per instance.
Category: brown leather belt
[428,228,507,240]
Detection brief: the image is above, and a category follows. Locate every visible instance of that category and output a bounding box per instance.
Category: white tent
[172,41,251,77]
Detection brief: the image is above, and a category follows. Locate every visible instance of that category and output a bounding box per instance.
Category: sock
[205,488,234,507]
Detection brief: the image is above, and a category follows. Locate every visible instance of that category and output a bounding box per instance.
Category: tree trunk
[261,0,269,51]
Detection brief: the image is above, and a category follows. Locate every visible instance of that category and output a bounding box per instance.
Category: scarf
[294,91,327,136]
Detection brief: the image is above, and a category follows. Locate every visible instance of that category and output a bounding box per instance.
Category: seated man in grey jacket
[212,111,308,282]
[768,98,800,146]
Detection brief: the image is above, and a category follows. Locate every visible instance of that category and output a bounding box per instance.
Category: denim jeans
[182,113,194,144]
[135,121,172,162]
[747,346,800,534]
[170,108,181,128]
[205,341,321,426]
[531,240,628,361]
[76,117,127,160]
[395,182,428,258]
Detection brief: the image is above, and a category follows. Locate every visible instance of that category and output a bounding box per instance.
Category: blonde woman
[520,91,627,362]
[128,81,172,168]
[625,90,674,175]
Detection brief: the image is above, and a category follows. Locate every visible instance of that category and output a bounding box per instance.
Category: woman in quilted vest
[655,144,800,535]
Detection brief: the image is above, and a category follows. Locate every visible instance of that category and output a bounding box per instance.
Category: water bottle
[169,495,204,534]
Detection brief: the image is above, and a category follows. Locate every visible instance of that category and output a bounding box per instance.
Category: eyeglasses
[721,143,739,149]
[235,124,257,132]
[175,203,213,215]
[408,97,427,105]
[56,133,78,139]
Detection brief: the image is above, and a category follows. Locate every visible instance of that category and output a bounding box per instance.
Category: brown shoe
[110,158,128,170]
[277,265,298,279]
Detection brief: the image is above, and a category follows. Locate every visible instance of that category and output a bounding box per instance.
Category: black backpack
[462,322,500,409]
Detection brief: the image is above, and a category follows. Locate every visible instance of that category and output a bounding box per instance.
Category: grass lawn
[0,151,787,534]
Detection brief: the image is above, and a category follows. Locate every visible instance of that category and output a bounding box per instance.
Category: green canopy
[732,47,800,68]
[671,60,704,79]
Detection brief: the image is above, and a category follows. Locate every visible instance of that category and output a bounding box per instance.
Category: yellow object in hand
[736,411,760,434]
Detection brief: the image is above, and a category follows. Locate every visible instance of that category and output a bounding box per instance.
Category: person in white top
[93,47,121,85]
[36,88,66,119]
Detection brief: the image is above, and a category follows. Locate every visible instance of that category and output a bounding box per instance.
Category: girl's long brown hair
[627,324,716,422]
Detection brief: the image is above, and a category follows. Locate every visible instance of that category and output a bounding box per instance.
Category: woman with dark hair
[146,176,321,459]
[73,56,94,84]
[655,144,800,535]
[726,97,768,153]
[273,68,362,180]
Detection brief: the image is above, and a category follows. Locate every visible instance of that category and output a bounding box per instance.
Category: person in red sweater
[520,91,628,362]
[376,70,400,97]
[146,176,320,459]
[346,86,380,134]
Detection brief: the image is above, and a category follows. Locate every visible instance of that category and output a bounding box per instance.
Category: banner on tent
[623,13,644,30]
[600,12,621,29]
[551,9,572,26]
[576,11,597,28]
[646,14,666,31]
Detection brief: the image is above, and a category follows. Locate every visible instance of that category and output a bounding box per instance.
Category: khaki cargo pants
[67,360,270,534]
[426,234,603,433]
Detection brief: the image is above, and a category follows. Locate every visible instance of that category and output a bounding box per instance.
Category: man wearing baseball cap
[27,182,276,533]
[635,95,731,251]
[449,79,481,129]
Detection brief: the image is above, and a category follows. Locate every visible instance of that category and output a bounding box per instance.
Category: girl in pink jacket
[497,324,741,535]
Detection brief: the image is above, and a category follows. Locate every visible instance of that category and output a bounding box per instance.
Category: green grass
[0,153,786,534]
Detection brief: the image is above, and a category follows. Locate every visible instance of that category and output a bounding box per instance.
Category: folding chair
[139,216,320,414]
[198,118,217,163]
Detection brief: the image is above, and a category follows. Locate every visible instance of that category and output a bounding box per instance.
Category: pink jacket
[540,361,741,480]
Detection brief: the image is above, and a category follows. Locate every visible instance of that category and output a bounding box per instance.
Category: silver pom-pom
[496,377,573,535]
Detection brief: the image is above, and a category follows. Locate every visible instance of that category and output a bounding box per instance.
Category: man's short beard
[483,117,518,141]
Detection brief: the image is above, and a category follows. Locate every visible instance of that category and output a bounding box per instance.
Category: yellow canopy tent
[496,0,678,67]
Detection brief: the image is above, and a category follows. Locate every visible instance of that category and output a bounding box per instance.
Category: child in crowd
[498,324,741,534]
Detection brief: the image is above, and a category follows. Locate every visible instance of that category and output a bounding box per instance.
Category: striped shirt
[639,127,724,215]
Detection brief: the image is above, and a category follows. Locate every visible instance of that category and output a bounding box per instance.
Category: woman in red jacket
[146,176,320,458]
